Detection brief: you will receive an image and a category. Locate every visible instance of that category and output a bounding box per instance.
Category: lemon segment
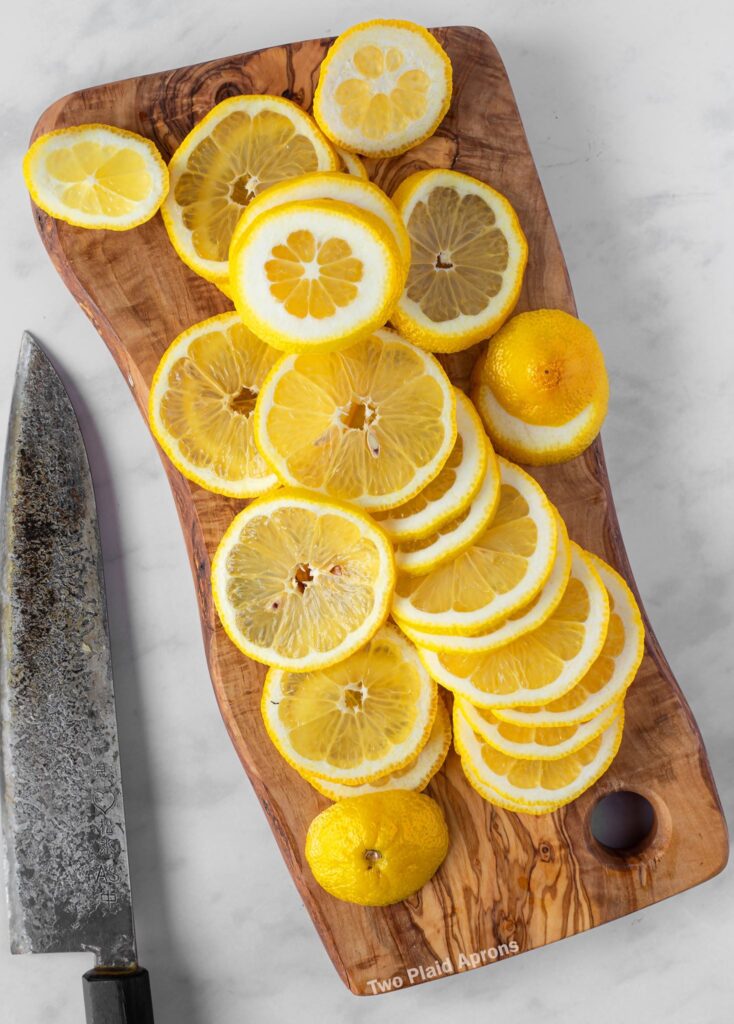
[211,488,395,671]
[24,124,168,230]
[313,19,453,158]
[254,329,456,510]
[391,169,528,353]
[148,312,280,497]
[161,95,338,285]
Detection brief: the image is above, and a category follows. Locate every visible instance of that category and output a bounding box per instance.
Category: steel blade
[0,333,136,967]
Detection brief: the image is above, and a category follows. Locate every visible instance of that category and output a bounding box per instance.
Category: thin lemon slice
[398,510,571,652]
[261,625,436,784]
[254,329,456,510]
[456,697,621,761]
[393,444,500,575]
[230,199,402,352]
[211,488,395,671]
[391,457,557,634]
[313,19,452,158]
[335,147,369,179]
[149,312,280,497]
[495,554,645,728]
[374,389,487,541]
[161,95,337,285]
[417,545,609,707]
[459,756,568,815]
[24,124,168,230]
[455,704,625,810]
[391,169,528,353]
[304,694,451,798]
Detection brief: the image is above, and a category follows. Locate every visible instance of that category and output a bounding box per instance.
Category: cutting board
[30,26,728,995]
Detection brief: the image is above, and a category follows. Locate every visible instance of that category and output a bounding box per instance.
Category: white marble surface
[1,1,732,1020]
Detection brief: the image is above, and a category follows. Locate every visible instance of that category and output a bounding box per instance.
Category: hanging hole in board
[590,790,655,855]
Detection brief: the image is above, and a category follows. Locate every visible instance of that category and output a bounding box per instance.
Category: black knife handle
[83,967,154,1024]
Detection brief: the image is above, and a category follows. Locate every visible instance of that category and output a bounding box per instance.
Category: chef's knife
[0,333,154,1023]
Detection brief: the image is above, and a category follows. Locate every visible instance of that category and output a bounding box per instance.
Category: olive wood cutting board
[29,25,728,996]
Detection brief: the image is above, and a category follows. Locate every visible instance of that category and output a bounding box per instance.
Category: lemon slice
[460,756,557,814]
[24,124,168,230]
[261,624,436,783]
[254,329,456,510]
[456,697,621,761]
[398,510,571,652]
[303,693,451,798]
[417,545,610,707]
[161,95,337,285]
[313,19,452,158]
[454,704,625,811]
[211,488,394,671]
[374,389,487,541]
[335,146,369,179]
[495,554,644,728]
[148,312,280,497]
[391,169,528,353]
[391,457,557,634]
[230,198,402,352]
[393,445,500,575]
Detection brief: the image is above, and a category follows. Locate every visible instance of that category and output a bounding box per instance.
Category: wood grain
[30,26,728,995]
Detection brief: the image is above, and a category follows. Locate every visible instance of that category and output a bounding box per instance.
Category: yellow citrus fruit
[229,198,402,352]
[211,488,394,671]
[24,124,168,230]
[494,553,644,728]
[471,309,609,465]
[391,169,528,352]
[254,329,456,510]
[391,457,557,634]
[373,389,487,541]
[148,312,280,498]
[460,756,557,813]
[303,695,451,799]
[335,146,369,179]
[305,790,449,905]
[417,544,610,707]
[313,19,452,158]
[161,95,337,285]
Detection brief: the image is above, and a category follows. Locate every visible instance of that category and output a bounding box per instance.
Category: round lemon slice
[211,488,395,671]
[391,169,528,353]
[494,554,644,728]
[454,704,625,811]
[417,545,610,707]
[374,389,487,541]
[148,312,280,497]
[398,510,571,652]
[261,625,436,784]
[335,146,369,179]
[391,457,557,634]
[254,329,456,510]
[459,756,564,815]
[24,124,168,230]
[313,19,453,158]
[161,95,338,285]
[303,694,451,799]
[230,198,402,352]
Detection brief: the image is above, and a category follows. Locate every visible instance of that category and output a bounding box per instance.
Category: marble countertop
[1,1,732,1021]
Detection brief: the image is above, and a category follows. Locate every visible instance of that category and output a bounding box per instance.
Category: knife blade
[1,333,154,1022]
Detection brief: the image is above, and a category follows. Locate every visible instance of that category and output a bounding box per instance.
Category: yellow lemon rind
[335,146,369,179]
[460,757,563,815]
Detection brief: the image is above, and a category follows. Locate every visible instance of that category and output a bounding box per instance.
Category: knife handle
[82,967,154,1024]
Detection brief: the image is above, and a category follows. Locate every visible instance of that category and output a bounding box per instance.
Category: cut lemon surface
[335,146,369,179]
[148,312,280,497]
[211,488,394,671]
[254,329,456,510]
[391,169,528,352]
[495,554,644,728]
[24,124,168,230]
[455,704,625,811]
[460,756,558,814]
[230,198,402,352]
[161,95,337,285]
[313,19,452,158]
[303,692,451,798]
[417,544,610,707]
[374,388,487,541]
[261,624,436,783]
[391,457,557,634]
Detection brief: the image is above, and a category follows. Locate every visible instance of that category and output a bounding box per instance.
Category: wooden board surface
[31,26,728,995]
